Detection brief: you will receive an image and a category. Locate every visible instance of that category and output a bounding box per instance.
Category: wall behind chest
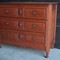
[55,1,60,49]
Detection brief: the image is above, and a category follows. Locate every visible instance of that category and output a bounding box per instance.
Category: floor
[0,44,60,60]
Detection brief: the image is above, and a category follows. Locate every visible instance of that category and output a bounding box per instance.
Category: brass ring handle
[32,24,37,28]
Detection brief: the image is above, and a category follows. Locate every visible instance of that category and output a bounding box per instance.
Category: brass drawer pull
[20,35,23,39]
[18,10,22,14]
[32,24,37,28]
[5,9,8,13]
[15,34,24,40]
[32,10,37,15]
[19,23,22,26]
[6,33,10,37]
[5,22,9,25]
[18,22,23,27]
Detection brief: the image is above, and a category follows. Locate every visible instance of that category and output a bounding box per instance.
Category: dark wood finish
[0,2,58,58]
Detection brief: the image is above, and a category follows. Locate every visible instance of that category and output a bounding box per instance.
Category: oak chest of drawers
[0,2,58,58]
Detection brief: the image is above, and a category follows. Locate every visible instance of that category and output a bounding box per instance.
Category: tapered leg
[51,42,54,48]
[45,51,49,58]
[45,46,50,58]
[51,40,55,49]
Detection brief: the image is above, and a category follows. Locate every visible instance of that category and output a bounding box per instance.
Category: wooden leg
[51,43,54,48]
[45,51,49,58]
[45,47,50,58]
[51,41,54,49]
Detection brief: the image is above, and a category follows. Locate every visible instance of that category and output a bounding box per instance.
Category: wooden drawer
[0,18,25,30]
[26,21,46,33]
[0,20,18,29]
[26,32,45,43]
[2,30,25,42]
[0,7,18,17]
[25,8,47,19]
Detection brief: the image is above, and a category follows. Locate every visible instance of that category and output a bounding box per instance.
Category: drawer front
[2,30,19,42]
[0,20,18,29]
[25,8,47,19]
[26,21,46,33]
[2,30,25,42]
[0,7,18,17]
[26,33,45,43]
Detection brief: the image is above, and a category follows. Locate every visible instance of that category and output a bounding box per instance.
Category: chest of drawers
[0,2,58,58]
